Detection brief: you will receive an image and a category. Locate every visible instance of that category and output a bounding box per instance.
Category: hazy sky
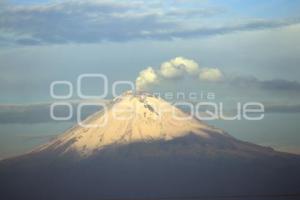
[0,0,300,157]
[0,0,299,103]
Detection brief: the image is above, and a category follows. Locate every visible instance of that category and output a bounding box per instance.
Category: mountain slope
[34,90,231,157]
[0,91,300,200]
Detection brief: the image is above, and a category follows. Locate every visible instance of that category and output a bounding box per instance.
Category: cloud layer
[135,57,300,93]
[264,104,300,113]
[0,0,300,45]
[2,101,300,124]
[230,76,300,92]
[0,101,106,124]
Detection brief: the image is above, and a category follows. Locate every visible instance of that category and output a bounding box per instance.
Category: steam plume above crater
[135,57,223,90]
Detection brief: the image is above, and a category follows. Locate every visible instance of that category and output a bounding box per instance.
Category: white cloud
[199,68,223,81]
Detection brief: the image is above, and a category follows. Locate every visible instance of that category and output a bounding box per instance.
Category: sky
[0,0,300,103]
[0,0,300,158]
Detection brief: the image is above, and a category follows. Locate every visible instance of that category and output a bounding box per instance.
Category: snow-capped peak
[36,91,226,156]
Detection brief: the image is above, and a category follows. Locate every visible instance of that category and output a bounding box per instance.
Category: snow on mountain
[35,90,227,156]
[1,91,300,200]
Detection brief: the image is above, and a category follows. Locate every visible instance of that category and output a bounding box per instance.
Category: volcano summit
[36,90,229,157]
[0,91,300,200]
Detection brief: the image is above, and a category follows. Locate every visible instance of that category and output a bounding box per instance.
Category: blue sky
[0,0,300,104]
[1,0,300,158]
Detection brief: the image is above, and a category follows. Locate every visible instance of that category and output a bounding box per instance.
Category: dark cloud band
[0,1,299,45]
[229,77,300,92]
[0,102,103,124]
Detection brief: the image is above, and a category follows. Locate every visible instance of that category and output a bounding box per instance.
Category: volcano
[1,91,300,200]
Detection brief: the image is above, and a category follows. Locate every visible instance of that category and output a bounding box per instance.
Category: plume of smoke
[136,67,159,90]
[160,57,199,78]
[135,57,223,90]
[199,68,223,81]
